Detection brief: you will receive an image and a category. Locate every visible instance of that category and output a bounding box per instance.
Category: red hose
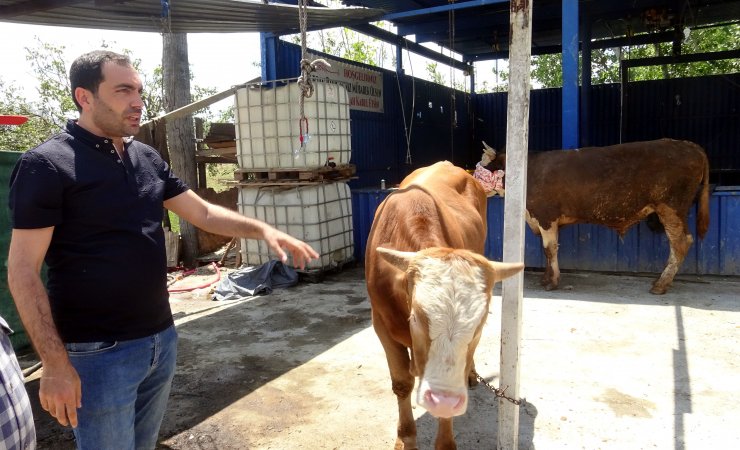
[168,262,222,293]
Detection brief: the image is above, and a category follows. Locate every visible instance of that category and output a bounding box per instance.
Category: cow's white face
[376,247,524,419]
[410,255,489,417]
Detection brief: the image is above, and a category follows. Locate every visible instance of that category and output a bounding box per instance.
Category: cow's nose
[422,389,467,418]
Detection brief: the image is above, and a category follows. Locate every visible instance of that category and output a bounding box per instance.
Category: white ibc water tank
[238,182,354,271]
[234,81,352,169]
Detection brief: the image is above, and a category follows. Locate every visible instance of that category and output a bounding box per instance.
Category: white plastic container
[234,81,351,169]
[238,182,354,271]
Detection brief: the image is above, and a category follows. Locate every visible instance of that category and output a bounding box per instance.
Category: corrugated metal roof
[342,0,740,60]
[2,1,739,59]
[0,0,384,34]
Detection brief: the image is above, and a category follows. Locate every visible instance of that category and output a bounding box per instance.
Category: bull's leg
[373,312,418,450]
[434,417,456,450]
[539,224,560,290]
[651,207,693,295]
[466,360,479,387]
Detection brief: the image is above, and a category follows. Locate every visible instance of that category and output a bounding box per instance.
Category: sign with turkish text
[307,53,384,113]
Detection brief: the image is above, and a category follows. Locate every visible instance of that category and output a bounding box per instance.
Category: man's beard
[93,97,141,137]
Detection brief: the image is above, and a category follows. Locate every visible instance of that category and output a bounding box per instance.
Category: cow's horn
[482,140,496,157]
[488,261,524,282]
[377,247,416,272]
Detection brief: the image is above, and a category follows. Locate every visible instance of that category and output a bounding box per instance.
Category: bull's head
[376,246,524,418]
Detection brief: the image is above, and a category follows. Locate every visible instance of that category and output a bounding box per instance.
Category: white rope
[395,42,415,165]
[296,0,332,149]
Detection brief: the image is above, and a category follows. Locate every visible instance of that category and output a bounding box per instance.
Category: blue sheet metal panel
[718,190,740,274]
[260,32,279,82]
[623,73,740,182]
[473,91,508,152]
[483,196,544,267]
[484,196,504,260]
[589,84,621,147]
[274,39,301,79]
[349,106,405,189]
[475,74,739,172]
[693,195,721,275]
[528,88,562,151]
[353,191,739,275]
[351,189,391,263]
[478,192,739,276]
[475,89,563,152]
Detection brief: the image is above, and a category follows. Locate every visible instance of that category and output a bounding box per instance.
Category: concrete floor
[27,265,740,449]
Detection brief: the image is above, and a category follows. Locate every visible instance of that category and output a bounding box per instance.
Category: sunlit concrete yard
[28,266,740,449]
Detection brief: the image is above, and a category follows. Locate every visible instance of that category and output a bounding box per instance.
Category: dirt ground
[23,264,740,449]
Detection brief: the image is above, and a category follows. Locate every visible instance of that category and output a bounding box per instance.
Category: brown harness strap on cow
[473,369,523,405]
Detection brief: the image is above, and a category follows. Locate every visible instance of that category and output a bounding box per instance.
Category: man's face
[84,61,144,138]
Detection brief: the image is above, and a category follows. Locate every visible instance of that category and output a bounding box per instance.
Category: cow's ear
[377,247,416,272]
[488,261,525,282]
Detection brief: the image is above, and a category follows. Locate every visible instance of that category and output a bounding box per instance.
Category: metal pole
[561,0,579,149]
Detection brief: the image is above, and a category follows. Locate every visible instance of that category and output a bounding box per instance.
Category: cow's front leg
[539,224,560,290]
[434,417,456,450]
[373,314,418,449]
[393,377,417,450]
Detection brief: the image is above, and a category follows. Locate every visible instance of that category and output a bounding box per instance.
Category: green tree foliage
[490,23,739,90]
[0,79,53,150]
[0,38,217,152]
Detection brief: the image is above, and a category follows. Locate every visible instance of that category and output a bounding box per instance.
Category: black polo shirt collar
[65,119,133,157]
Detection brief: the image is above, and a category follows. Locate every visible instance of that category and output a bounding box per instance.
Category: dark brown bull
[483,138,709,294]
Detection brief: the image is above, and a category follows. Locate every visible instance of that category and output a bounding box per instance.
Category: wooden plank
[196,147,237,157]
[203,141,236,149]
[164,228,180,268]
[234,164,356,183]
[195,156,237,164]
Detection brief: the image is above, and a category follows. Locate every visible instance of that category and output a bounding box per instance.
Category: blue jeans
[65,325,177,450]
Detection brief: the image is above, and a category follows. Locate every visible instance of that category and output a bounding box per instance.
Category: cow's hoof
[395,439,418,450]
[544,283,559,291]
[650,285,668,295]
[467,372,479,387]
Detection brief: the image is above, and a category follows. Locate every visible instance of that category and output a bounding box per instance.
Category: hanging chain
[473,369,523,406]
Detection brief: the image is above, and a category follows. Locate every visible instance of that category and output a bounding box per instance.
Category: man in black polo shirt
[7,50,318,450]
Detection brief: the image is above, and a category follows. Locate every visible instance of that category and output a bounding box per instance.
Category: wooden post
[499,1,532,449]
[163,31,200,267]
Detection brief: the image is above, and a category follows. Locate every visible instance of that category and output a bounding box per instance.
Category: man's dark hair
[69,50,132,112]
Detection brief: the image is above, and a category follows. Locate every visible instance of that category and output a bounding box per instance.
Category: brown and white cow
[365,161,524,449]
[482,138,710,294]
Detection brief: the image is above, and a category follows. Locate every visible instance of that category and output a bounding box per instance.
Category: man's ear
[74,87,92,110]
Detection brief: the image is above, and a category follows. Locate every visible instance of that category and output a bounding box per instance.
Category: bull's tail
[696,151,710,239]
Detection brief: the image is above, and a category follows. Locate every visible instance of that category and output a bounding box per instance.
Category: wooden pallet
[233,164,356,184]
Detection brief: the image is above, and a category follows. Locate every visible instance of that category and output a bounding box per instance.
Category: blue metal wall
[623,74,740,185]
[274,40,739,276]
[352,189,740,276]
